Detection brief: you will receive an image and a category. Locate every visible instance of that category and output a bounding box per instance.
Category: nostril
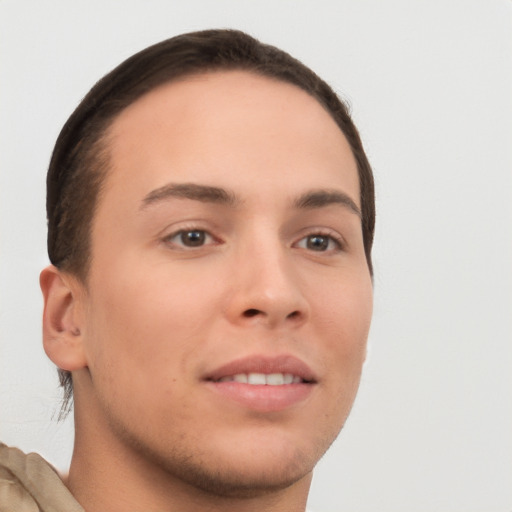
[242,309,302,320]
[243,309,261,318]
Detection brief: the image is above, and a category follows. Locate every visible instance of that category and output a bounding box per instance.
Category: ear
[40,265,88,371]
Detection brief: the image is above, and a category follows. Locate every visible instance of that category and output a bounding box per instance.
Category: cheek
[83,264,220,399]
[315,270,373,347]
[313,271,373,396]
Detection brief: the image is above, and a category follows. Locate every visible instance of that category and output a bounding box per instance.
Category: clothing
[0,443,83,512]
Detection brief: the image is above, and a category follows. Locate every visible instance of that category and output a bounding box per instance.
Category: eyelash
[161,227,344,253]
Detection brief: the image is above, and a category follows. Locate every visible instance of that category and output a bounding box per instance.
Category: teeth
[266,373,284,386]
[248,373,267,385]
[217,373,302,385]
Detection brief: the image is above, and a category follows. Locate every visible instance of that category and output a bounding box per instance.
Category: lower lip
[204,381,315,412]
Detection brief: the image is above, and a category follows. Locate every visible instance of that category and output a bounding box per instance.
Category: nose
[224,242,310,329]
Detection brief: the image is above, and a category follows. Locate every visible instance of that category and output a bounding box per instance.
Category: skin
[41,71,373,512]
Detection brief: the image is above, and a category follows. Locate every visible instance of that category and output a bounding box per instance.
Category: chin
[165,447,315,499]
[165,425,337,498]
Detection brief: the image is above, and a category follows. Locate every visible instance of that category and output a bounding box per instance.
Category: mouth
[212,373,312,385]
[203,355,317,412]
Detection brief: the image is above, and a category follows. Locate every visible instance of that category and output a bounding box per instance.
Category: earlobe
[40,265,88,371]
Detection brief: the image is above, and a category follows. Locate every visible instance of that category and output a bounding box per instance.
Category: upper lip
[204,354,317,383]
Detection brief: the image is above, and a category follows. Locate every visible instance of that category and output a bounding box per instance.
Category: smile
[204,355,317,412]
[215,373,306,385]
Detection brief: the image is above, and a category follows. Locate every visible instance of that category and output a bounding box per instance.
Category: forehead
[103,70,359,205]
[111,70,338,136]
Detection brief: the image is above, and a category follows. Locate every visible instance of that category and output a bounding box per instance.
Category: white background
[1,1,511,511]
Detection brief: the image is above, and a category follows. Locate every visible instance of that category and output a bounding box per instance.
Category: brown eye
[164,229,214,249]
[180,230,206,247]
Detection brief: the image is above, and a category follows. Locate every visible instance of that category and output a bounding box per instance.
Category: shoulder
[0,442,83,512]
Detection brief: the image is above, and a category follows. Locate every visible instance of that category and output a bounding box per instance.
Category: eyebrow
[140,183,239,209]
[140,182,360,217]
[294,189,361,217]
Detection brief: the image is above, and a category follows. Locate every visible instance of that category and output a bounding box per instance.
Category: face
[76,71,373,495]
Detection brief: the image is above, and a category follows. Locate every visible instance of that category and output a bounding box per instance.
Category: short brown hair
[46,29,375,412]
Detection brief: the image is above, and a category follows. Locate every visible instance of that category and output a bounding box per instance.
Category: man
[0,29,374,511]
